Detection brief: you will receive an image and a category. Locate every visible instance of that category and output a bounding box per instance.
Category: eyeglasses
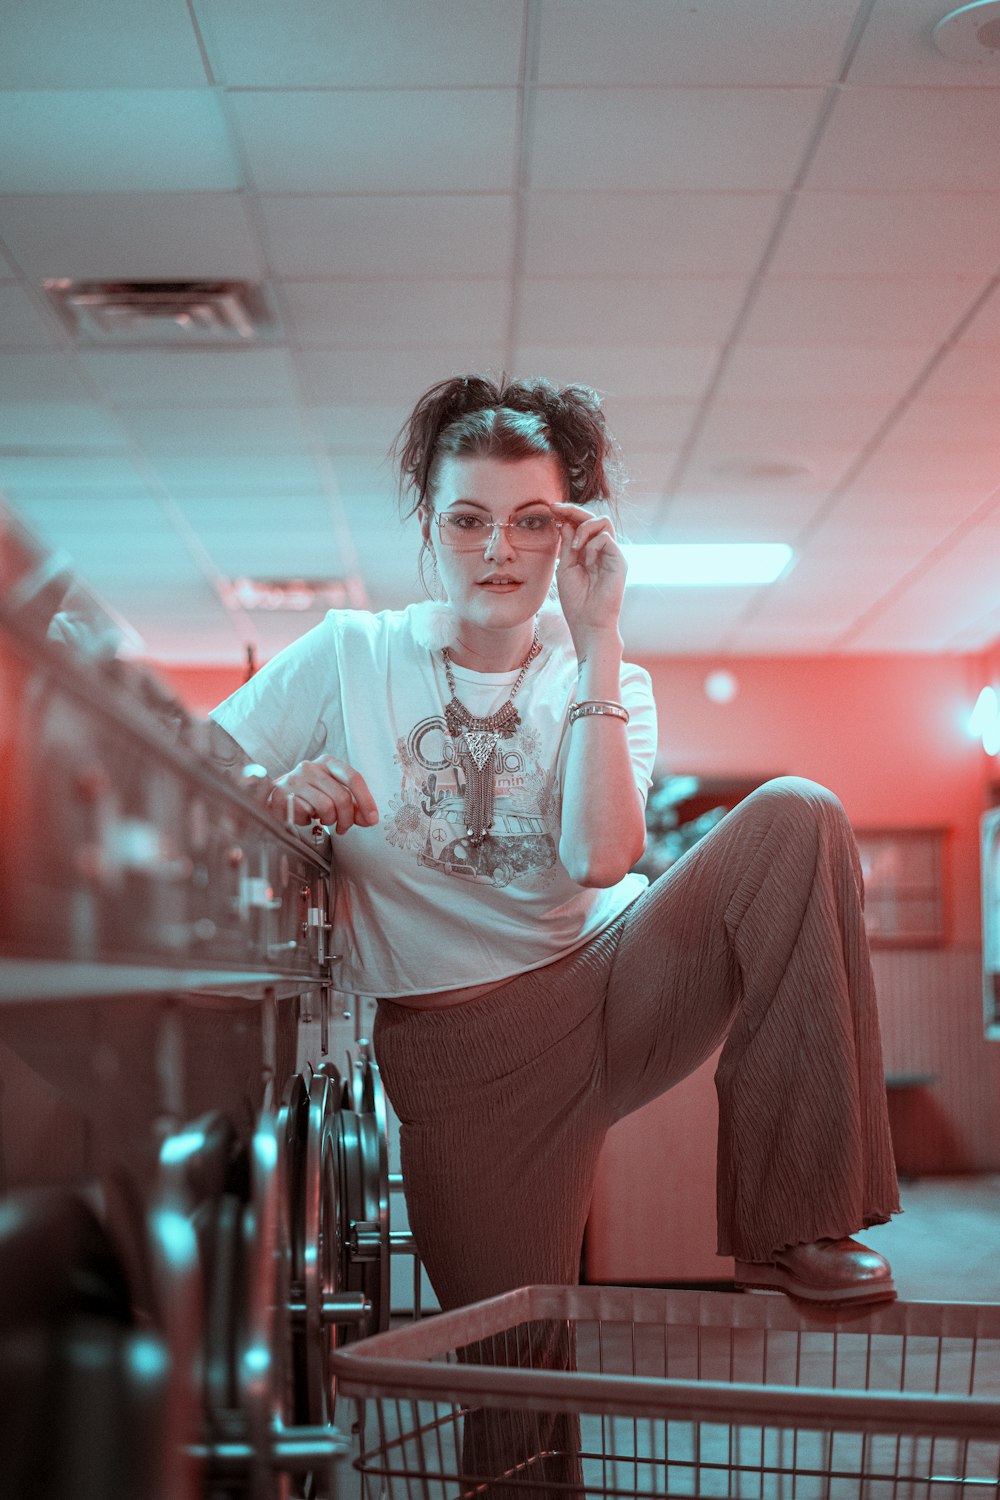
[435,511,562,552]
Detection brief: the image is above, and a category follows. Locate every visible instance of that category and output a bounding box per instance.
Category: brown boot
[735,1237,896,1305]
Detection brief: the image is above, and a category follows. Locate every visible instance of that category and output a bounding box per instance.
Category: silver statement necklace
[441,626,541,848]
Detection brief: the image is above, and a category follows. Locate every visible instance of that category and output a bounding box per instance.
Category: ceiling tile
[0,455,150,494]
[257,194,515,279]
[690,396,891,451]
[767,192,1000,277]
[823,483,988,536]
[523,192,784,278]
[882,395,1000,448]
[0,284,65,347]
[958,282,1000,344]
[601,399,698,453]
[529,88,826,191]
[78,348,300,405]
[308,406,403,452]
[12,516,200,582]
[123,405,310,453]
[0,92,241,194]
[739,276,987,347]
[198,0,523,86]
[189,532,345,579]
[742,538,932,623]
[513,345,717,400]
[227,90,518,193]
[11,492,182,539]
[0,1,209,87]
[517,279,746,346]
[170,491,332,528]
[326,456,401,505]
[281,278,510,348]
[843,522,1000,650]
[0,402,125,447]
[833,483,990,528]
[848,0,1000,88]
[147,452,327,495]
[537,0,860,86]
[716,344,929,399]
[0,193,265,280]
[620,585,760,653]
[0,351,91,400]
[853,437,1000,495]
[295,346,506,404]
[661,491,824,541]
[610,449,676,496]
[919,343,1000,400]
[807,87,1000,192]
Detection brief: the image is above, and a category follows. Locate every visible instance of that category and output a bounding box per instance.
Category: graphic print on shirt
[385,713,559,887]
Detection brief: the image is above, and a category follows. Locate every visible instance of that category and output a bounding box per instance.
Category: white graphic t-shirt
[210,602,658,998]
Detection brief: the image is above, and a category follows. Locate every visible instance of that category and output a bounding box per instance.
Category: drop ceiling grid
[0,2,998,658]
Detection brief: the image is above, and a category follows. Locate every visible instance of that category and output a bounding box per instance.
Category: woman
[211,373,899,1314]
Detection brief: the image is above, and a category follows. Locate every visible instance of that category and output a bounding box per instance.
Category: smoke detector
[933,1,1000,61]
[43,280,269,343]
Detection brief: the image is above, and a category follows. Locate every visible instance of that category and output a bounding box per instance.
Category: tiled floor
[861,1172,1000,1302]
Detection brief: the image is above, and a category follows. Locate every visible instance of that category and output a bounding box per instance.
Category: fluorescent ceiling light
[621,542,793,587]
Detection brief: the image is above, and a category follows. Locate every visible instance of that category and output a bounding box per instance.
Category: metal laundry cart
[330,1283,1000,1500]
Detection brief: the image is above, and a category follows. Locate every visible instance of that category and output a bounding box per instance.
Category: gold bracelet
[568,699,630,725]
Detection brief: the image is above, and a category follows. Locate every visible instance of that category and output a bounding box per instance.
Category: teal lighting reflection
[150,1206,197,1269]
[253,1123,278,1170]
[126,1333,170,1386]
[243,1344,271,1375]
[160,1128,207,1165]
[621,543,793,587]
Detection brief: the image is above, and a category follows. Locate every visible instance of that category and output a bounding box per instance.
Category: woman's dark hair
[391,372,625,519]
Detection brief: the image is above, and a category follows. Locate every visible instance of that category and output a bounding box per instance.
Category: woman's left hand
[551,501,627,649]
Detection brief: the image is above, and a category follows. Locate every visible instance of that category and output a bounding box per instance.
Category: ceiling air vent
[43,280,269,344]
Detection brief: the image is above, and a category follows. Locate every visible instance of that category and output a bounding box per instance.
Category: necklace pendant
[464,729,500,772]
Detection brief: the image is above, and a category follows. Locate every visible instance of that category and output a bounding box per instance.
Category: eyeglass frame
[433,510,564,552]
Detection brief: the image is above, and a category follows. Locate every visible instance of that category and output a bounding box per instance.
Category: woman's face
[420,453,566,631]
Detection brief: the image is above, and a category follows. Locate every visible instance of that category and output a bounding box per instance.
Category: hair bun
[392,370,625,513]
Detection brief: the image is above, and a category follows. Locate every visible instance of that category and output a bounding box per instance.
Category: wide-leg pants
[374,776,901,1311]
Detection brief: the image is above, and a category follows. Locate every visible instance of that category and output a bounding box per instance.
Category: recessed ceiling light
[933,1,1000,62]
[621,543,793,587]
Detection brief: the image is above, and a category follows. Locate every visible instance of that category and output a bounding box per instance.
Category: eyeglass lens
[438,515,560,551]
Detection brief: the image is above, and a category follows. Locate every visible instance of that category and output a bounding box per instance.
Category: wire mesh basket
[330,1284,1000,1500]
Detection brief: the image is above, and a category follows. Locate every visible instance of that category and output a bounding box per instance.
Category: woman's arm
[559,630,647,886]
[552,503,648,887]
[209,613,377,835]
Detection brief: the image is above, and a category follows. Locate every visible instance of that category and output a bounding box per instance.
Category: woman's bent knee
[746,776,848,829]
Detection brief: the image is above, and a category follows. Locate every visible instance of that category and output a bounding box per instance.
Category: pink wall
[640,652,990,946]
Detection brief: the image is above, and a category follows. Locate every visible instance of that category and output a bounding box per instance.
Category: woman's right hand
[267,755,379,835]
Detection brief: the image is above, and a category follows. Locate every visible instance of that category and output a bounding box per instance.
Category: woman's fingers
[551,502,616,556]
[320,756,380,830]
[270,757,379,834]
